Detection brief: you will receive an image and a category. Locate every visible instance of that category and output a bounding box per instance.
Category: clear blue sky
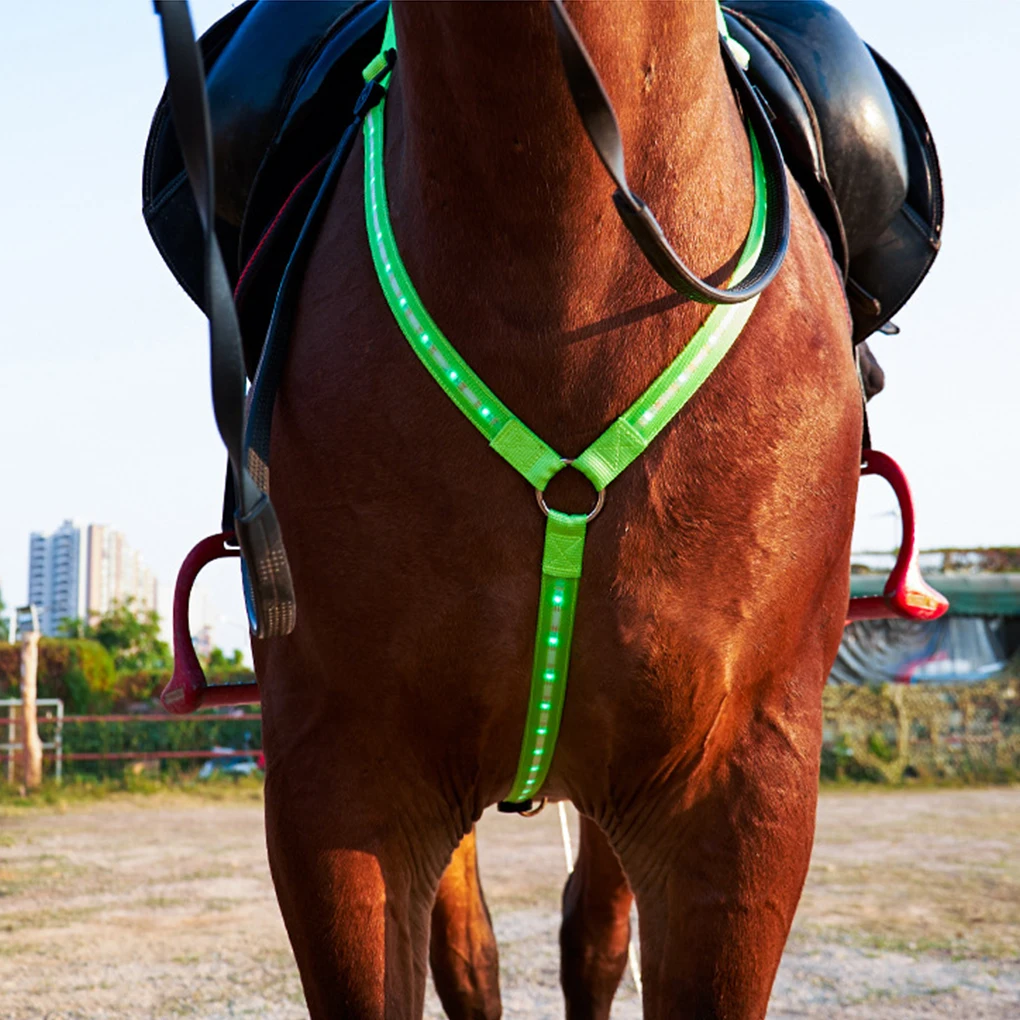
[1,2,1016,659]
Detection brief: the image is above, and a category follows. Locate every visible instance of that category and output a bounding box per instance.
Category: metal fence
[822,677,1020,781]
[6,685,1018,785]
[2,698,64,782]
[1,706,262,782]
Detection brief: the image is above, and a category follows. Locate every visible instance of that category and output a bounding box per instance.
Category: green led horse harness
[362,8,774,810]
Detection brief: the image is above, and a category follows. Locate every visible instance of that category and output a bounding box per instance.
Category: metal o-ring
[534,459,606,522]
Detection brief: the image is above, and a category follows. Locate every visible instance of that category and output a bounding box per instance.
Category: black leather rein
[153,0,295,639]
[548,0,790,304]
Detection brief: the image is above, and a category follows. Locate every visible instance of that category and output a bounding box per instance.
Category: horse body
[255,2,861,1015]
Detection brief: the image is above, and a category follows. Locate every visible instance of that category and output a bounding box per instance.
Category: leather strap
[153,1,295,639]
[548,0,790,305]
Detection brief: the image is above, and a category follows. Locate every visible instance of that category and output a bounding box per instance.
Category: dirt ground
[1,787,1017,1019]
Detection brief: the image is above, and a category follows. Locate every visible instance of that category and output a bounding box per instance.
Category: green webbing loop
[362,7,766,805]
[491,420,564,490]
[362,9,397,84]
[542,509,587,578]
[716,1,752,69]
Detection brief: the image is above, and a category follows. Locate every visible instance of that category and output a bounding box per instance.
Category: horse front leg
[560,814,634,1020]
[611,680,825,1020]
[262,733,457,1019]
[429,827,502,1019]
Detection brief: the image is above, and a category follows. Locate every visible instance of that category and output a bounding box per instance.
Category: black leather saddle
[722,2,942,342]
[143,0,388,374]
[143,0,942,368]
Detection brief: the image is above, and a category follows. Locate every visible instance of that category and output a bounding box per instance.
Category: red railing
[45,748,262,762]
[62,714,261,724]
[36,712,263,769]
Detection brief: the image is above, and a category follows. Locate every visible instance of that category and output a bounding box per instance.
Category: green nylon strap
[362,8,765,804]
[506,510,587,803]
[364,115,563,489]
[573,128,766,490]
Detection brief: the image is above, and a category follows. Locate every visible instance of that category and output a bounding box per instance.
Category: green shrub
[0,639,116,714]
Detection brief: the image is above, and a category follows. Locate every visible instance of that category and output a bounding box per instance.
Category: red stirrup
[845,450,948,625]
[161,533,260,713]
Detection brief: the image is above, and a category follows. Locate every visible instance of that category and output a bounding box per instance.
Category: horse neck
[385,0,755,336]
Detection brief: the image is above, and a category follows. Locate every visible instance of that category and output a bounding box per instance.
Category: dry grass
[0,787,1017,1018]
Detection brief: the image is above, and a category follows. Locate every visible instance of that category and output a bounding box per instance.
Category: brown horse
[255,1,860,1016]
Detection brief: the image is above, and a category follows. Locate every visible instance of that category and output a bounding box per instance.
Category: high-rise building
[84,525,159,622]
[84,524,107,618]
[27,522,160,636]
[27,520,87,637]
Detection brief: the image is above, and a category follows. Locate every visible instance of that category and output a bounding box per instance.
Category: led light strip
[518,577,575,800]
[508,508,586,802]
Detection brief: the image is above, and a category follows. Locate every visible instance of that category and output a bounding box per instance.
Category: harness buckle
[354,48,396,118]
[235,493,297,639]
[497,797,547,816]
[534,459,605,522]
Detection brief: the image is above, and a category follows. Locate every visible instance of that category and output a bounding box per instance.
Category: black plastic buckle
[497,799,533,814]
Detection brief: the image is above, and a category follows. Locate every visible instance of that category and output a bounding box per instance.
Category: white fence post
[18,606,42,789]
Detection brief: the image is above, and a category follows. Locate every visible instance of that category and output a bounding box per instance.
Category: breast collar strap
[363,6,767,811]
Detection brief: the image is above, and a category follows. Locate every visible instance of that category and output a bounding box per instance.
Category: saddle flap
[142,0,371,315]
[723,7,849,275]
[726,1,908,259]
[845,47,943,342]
[240,1,389,270]
[142,1,254,312]
[723,1,943,343]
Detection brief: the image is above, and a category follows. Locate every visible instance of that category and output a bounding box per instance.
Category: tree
[207,646,244,669]
[0,584,7,643]
[81,599,171,672]
[57,617,87,640]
